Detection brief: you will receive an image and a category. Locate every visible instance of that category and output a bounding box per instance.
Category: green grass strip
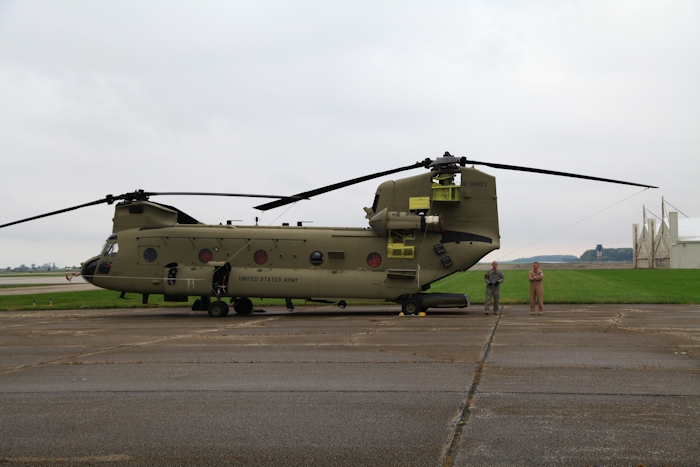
[430,269,700,305]
[1,269,698,311]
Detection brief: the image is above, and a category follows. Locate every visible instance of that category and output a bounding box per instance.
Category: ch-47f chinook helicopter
[1,152,655,317]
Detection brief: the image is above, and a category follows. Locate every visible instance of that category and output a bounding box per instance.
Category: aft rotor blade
[0,198,110,229]
[465,159,657,188]
[254,159,433,211]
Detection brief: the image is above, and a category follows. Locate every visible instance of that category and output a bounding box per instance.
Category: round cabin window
[143,248,158,263]
[309,251,324,266]
[253,250,268,265]
[199,249,214,263]
[367,252,382,268]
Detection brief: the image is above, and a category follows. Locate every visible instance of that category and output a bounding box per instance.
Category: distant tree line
[511,248,633,263]
[578,248,633,262]
[511,255,578,263]
[3,263,64,272]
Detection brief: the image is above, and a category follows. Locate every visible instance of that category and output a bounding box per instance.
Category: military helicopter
[1,153,655,317]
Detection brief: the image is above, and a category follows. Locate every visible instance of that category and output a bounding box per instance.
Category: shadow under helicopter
[118,307,472,320]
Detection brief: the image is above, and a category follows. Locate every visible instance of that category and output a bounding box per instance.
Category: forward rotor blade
[0,191,307,229]
[148,192,308,200]
[465,159,657,188]
[254,159,433,211]
[0,198,110,229]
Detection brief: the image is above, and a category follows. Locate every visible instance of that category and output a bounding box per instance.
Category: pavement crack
[443,309,503,467]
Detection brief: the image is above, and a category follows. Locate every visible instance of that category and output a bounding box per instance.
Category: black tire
[234,298,253,314]
[402,299,420,315]
[207,300,229,318]
[192,297,211,311]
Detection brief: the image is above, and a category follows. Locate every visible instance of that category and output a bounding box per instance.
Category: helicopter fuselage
[82,166,501,310]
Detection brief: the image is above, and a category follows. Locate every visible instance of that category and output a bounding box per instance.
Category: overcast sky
[1,0,698,268]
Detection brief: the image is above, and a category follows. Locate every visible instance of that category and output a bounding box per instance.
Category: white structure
[670,211,700,269]
[633,198,671,269]
[653,201,671,269]
[633,207,658,268]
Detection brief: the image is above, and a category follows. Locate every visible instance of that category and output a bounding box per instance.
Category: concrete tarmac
[0,304,698,466]
[0,283,99,296]
[0,276,97,296]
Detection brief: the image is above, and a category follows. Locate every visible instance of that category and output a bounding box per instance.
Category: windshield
[102,242,119,257]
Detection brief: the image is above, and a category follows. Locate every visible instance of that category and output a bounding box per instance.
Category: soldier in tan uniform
[484,261,504,315]
[528,262,544,315]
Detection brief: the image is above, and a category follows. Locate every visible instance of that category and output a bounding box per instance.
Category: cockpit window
[103,242,119,257]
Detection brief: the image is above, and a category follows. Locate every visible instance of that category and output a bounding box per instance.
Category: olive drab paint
[83,163,499,314]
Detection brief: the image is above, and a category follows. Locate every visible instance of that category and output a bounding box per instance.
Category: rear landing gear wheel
[234,298,253,314]
[207,300,229,318]
[402,299,420,315]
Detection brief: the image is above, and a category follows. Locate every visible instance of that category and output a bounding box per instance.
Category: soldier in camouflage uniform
[484,261,504,315]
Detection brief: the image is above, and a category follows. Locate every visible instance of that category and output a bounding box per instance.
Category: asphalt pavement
[0,304,698,466]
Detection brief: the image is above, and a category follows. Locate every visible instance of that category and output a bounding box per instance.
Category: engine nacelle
[369,208,441,237]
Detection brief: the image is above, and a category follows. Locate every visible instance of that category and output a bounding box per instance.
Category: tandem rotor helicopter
[1,153,655,317]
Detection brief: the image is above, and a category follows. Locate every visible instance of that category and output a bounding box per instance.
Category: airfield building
[634,198,699,269]
[633,202,670,268]
[669,211,700,269]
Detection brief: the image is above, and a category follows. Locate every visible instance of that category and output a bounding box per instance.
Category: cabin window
[309,251,324,266]
[367,252,382,268]
[143,248,158,263]
[253,250,268,265]
[199,249,214,263]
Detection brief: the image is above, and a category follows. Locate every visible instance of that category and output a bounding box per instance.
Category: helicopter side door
[163,265,217,298]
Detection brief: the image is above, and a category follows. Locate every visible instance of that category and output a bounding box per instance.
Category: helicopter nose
[81,257,99,284]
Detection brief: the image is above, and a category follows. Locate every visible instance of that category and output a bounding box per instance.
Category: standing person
[484,261,504,315]
[528,262,544,315]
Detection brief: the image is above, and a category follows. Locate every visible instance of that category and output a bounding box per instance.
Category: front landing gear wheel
[402,299,420,315]
[233,298,253,314]
[192,297,211,311]
[207,300,229,318]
